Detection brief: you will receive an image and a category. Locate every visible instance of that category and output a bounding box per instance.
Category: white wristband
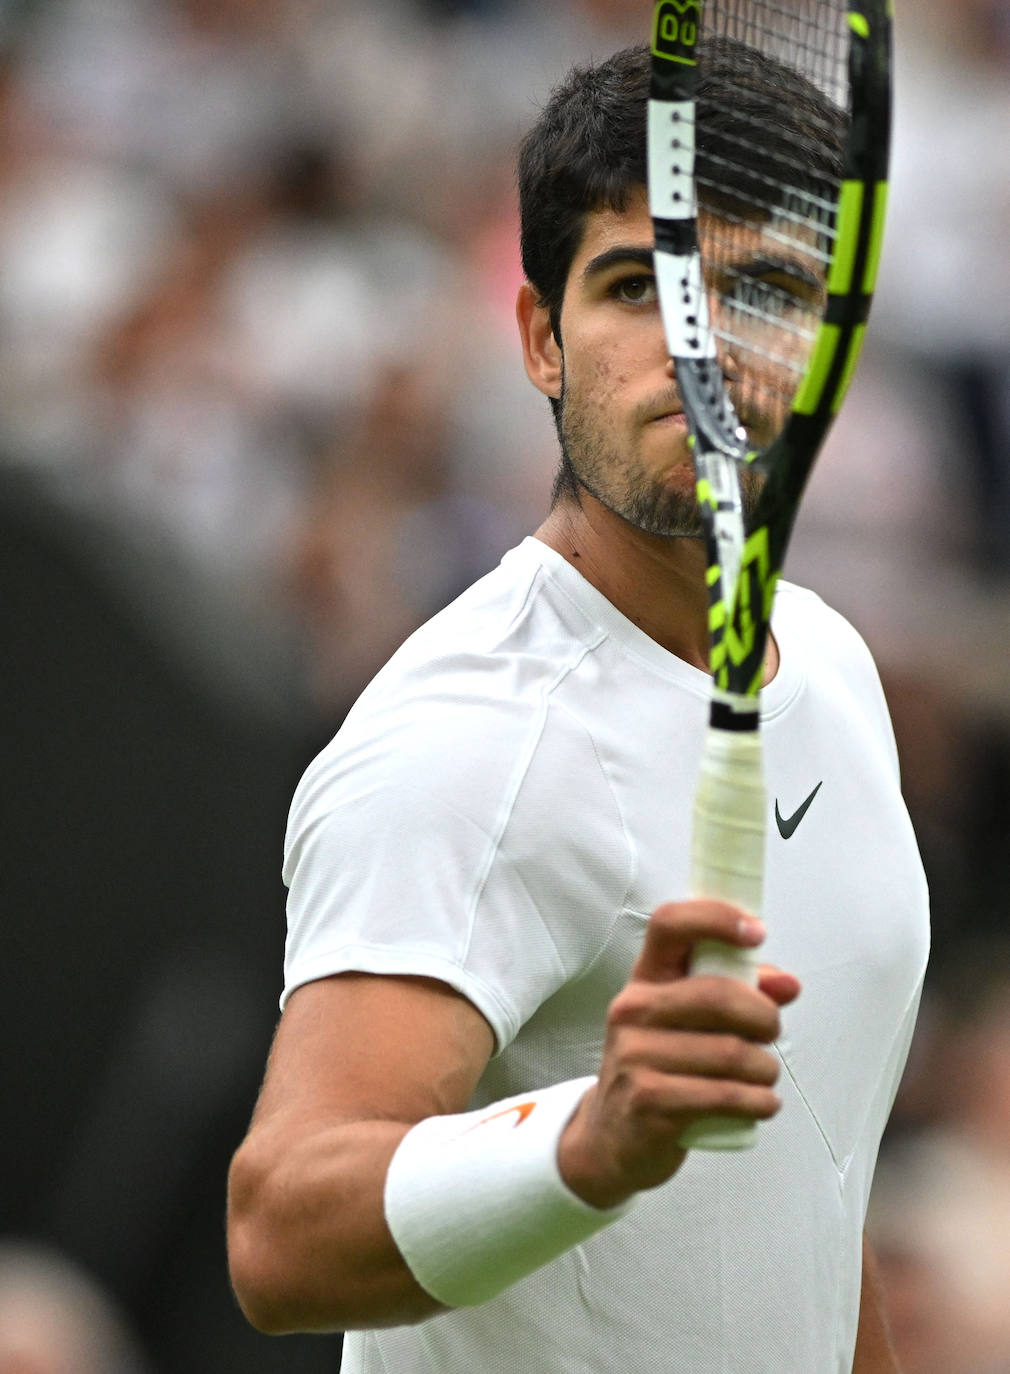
[383,1077,630,1308]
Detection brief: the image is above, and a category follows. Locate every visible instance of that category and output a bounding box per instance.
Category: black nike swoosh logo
[775,782,823,839]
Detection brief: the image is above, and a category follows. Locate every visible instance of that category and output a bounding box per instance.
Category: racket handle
[679,721,766,1152]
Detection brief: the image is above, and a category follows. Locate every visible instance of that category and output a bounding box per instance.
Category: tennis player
[228,43,928,1374]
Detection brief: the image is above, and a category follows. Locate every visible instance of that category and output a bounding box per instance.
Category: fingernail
[738,917,766,944]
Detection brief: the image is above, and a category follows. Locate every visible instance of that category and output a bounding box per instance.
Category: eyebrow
[719,254,825,295]
[581,245,655,282]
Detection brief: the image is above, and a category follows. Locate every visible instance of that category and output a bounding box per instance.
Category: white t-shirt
[283,536,929,1374]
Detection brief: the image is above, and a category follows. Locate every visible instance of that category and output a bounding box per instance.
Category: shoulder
[774,579,880,677]
[281,547,634,1038]
[288,542,619,851]
[773,578,897,761]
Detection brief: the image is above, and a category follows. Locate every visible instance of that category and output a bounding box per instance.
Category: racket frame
[648,0,893,1149]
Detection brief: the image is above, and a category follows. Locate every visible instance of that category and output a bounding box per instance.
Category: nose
[720,350,742,385]
[666,352,740,385]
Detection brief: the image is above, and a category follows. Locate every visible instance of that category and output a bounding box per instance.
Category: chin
[626,488,702,539]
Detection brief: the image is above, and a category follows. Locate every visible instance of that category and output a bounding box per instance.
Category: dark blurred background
[1,1,1010,1371]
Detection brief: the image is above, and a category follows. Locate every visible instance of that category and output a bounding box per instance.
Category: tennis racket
[647,0,892,1149]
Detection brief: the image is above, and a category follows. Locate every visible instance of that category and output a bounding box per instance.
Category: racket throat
[676,356,749,458]
[708,687,760,733]
[695,448,745,594]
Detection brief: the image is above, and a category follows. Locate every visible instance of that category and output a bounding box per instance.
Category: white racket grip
[679,720,766,1151]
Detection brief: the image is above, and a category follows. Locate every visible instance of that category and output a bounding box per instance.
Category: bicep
[229,972,495,1331]
[252,971,497,1131]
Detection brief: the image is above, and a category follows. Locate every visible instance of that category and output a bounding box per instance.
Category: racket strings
[698,125,845,215]
[690,0,851,433]
[704,245,826,419]
[697,163,839,260]
[709,0,850,97]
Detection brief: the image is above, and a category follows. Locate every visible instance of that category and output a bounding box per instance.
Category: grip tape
[680,721,765,1151]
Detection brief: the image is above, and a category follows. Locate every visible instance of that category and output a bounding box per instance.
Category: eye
[722,273,820,322]
[612,275,658,306]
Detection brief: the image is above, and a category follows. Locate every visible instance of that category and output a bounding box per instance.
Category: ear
[516,282,562,400]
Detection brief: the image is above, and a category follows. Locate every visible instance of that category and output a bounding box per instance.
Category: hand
[557,899,801,1209]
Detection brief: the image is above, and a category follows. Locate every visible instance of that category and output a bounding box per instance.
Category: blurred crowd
[0,0,645,724]
[2,0,1010,1371]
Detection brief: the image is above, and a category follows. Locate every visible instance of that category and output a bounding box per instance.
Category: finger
[609,975,782,1042]
[757,967,802,1006]
[633,899,765,983]
[615,1026,782,1086]
[626,1065,782,1127]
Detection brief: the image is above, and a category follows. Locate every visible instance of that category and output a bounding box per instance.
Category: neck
[534,493,779,686]
[535,494,711,671]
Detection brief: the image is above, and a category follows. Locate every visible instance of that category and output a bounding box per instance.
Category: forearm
[227,1117,444,1333]
[226,913,797,1336]
[852,1235,902,1374]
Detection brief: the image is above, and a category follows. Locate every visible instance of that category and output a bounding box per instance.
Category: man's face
[553,188,824,537]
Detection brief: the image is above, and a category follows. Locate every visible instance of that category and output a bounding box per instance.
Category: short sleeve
[282,693,633,1051]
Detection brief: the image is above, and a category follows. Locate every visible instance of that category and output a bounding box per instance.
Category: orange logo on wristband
[463,1101,536,1135]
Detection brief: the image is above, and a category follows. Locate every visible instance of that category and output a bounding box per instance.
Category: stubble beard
[556,374,704,539]
[555,375,765,539]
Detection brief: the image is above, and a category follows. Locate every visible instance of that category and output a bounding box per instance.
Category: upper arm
[227,972,495,1331]
[253,971,497,1133]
